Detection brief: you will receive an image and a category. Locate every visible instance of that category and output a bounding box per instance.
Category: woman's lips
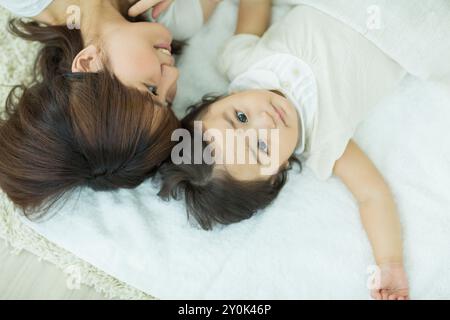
[154,42,172,53]
[155,43,175,66]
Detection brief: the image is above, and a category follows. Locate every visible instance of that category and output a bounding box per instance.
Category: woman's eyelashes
[236,111,248,123]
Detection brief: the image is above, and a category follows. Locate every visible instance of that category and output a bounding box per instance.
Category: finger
[152,0,172,19]
[391,288,409,300]
[388,294,397,300]
[128,0,164,17]
[371,289,382,300]
[381,290,389,300]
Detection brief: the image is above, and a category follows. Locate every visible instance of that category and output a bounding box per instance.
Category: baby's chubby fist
[370,263,410,300]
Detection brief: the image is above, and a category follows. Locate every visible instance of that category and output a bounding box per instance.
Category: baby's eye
[258,140,268,154]
[147,85,159,96]
[236,111,248,123]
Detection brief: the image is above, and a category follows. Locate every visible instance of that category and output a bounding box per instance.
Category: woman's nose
[155,65,179,107]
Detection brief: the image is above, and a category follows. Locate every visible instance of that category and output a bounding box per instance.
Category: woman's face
[102,22,179,107]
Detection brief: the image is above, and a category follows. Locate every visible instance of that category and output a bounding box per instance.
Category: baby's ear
[72,45,104,73]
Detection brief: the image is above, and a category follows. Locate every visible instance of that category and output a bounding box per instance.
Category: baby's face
[201,90,300,181]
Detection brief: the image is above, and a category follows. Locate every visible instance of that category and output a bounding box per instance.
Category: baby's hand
[371,263,410,300]
[128,0,174,19]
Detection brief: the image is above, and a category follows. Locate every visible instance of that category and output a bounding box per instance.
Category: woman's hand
[128,0,174,19]
[371,263,410,300]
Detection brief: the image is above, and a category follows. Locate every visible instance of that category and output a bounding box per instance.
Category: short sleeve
[218,34,263,82]
[305,129,355,181]
[156,0,204,41]
[0,0,52,17]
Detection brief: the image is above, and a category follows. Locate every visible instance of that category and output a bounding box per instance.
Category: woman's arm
[334,140,409,299]
[235,0,272,36]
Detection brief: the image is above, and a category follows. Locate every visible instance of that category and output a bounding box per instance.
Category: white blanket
[22,1,450,299]
[274,0,450,82]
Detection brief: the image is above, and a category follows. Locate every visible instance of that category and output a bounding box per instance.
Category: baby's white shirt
[220,6,406,180]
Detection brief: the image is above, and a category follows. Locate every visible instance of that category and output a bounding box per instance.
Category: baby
[158,0,409,299]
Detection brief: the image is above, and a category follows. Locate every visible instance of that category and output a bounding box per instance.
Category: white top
[156,0,204,41]
[0,0,204,41]
[220,5,406,180]
[0,0,52,17]
[229,53,318,156]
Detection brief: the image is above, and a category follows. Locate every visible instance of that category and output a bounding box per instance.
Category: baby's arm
[235,0,273,36]
[333,140,409,300]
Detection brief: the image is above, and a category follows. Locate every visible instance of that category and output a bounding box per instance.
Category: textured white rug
[1,2,450,299]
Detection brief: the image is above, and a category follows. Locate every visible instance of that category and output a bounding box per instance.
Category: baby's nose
[254,111,276,130]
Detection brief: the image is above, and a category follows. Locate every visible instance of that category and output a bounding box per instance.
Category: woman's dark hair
[158,96,301,230]
[0,19,180,213]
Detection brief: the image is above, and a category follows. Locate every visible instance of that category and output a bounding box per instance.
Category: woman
[0,0,221,214]
[0,0,221,105]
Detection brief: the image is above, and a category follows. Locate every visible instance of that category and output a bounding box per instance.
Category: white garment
[0,0,204,41]
[221,5,406,180]
[156,0,204,41]
[273,0,450,82]
[228,52,318,156]
[0,0,52,17]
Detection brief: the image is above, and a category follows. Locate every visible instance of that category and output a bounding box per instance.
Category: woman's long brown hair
[0,19,180,214]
